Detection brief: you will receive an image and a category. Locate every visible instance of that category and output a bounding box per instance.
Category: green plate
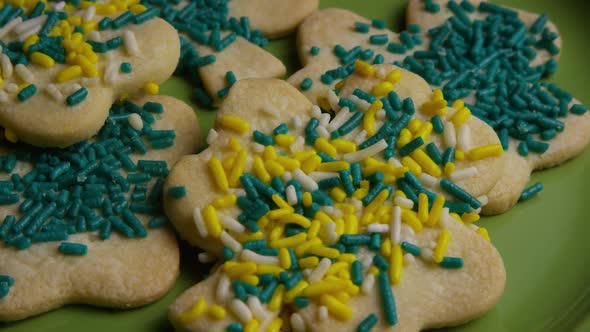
[3,0,590,331]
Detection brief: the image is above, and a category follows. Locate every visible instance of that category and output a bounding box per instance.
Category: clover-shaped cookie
[0,1,181,148]
[147,0,318,107]
[0,95,200,321]
[163,65,505,331]
[288,1,590,215]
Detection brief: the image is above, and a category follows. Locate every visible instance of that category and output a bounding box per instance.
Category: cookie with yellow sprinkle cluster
[164,65,505,331]
[0,95,201,321]
[0,0,180,148]
[288,1,590,215]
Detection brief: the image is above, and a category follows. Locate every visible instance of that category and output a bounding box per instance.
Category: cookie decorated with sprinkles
[0,0,181,148]
[288,1,590,215]
[164,66,505,331]
[0,95,200,321]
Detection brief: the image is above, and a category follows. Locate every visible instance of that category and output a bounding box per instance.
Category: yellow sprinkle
[95,3,116,15]
[4,128,18,143]
[477,227,491,242]
[303,281,348,297]
[381,237,392,257]
[307,219,321,239]
[23,34,39,52]
[450,106,471,127]
[421,99,447,116]
[266,317,283,332]
[368,266,380,276]
[360,211,374,225]
[394,190,406,198]
[444,162,456,177]
[82,20,98,33]
[285,281,309,302]
[56,65,82,83]
[455,150,465,160]
[211,194,236,209]
[390,244,403,284]
[177,298,208,325]
[257,216,270,229]
[433,230,451,263]
[269,285,285,311]
[256,264,284,276]
[414,122,433,141]
[330,187,347,203]
[352,188,368,200]
[294,238,322,256]
[320,294,352,320]
[301,154,322,174]
[365,189,389,214]
[331,139,357,154]
[278,213,311,228]
[279,247,291,270]
[225,262,257,278]
[450,212,462,222]
[451,99,464,109]
[299,256,319,269]
[207,157,229,191]
[360,180,370,191]
[318,161,349,172]
[202,205,222,238]
[371,81,394,96]
[269,224,284,241]
[317,95,331,110]
[77,55,98,77]
[396,128,413,148]
[385,69,402,84]
[302,192,313,207]
[401,156,422,175]
[335,79,346,90]
[315,211,333,224]
[363,100,383,136]
[270,232,307,248]
[410,149,441,177]
[228,149,247,187]
[244,319,259,332]
[143,81,159,95]
[227,136,241,151]
[118,92,130,102]
[308,245,340,259]
[292,149,316,161]
[338,253,356,264]
[462,212,480,223]
[239,274,259,286]
[354,59,375,77]
[417,193,429,222]
[272,194,294,212]
[334,217,344,236]
[130,3,147,13]
[407,118,422,134]
[401,209,423,232]
[222,155,235,172]
[314,137,337,158]
[276,156,300,171]
[426,195,445,227]
[334,290,351,303]
[252,156,271,183]
[275,134,296,147]
[466,144,503,160]
[207,304,226,320]
[218,115,250,134]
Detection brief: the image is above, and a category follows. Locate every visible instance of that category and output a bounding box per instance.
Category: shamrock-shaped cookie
[0,1,181,148]
[288,1,590,215]
[164,65,505,331]
[147,0,318,107]
[0,95,200,321]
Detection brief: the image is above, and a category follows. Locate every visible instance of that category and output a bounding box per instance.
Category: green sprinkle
[440,178,481,209]
[399,137,424,156]
[371,18,386,29]
[293,296,310,308]
[226,322,243,332]
[369,34,388,45]
[519,182,543,202]
[17,84,37,102]
[351,260,363,286]
[300,77,313,91]
[253,130,275,146]
[354,22,370,33]
[120,62,132,73]
[168,186,186,198]
[66,87,88,106]
[357,313,378,332]
[310,46,320,55]
[58,242,87,256]
[571,104,588,115]
[401,242,421,256]
[440,256,464,268]
[378,272,398,325]
[373,253,389,271]
[518,141,529,156]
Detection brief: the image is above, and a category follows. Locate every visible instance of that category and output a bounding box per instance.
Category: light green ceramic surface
[2,0,589,331]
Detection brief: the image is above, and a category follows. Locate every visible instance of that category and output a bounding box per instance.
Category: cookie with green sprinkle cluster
[0,95,201,321]
[0,0,181,148]
[163,66,505,331]
[288,1,590,215]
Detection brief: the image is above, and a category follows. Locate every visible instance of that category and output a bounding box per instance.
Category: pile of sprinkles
[177,65,498,331]
[0,99,175,300]
[0,0,160,108]
[305,0,588,159]
[143,0,269,106]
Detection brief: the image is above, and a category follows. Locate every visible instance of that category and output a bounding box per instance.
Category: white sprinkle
[450,166,478,181]
[343,139,388,162]
[308,257,331,284]
[403,253,415,266]
[220,215,245,233]
[419,173,440,188]
[328,109,353,132]
[53,1,65,10]
[0,17,23,39]
[14,15,46,35]
[394,196,414,209]
[286,185,298,205]
[0,90,7,103]
[228,188,246,196]
[251,142,265,153]
[319,113,331,128]
[81,77,100,86]
[123,30,140,56]
[391,206,402,245]
[309,171,338,182]
[439,207,451,228]
[342,127,360,141]
[324,222,338,245]
[292,115,303,130]
[5,83,17,93]
[311,105,322,118]
[241,249,279,265]
[353,129,367,145]
[220,231,242,253]
[104,61,118,84]
[327,89,340,111]
[388,157,402,167]
[216,274,232,303]
[376,66,387,79]
[18,23,42,41]
[87,30,101,41]
[247,296,270,321]
[63,83,82,94]
[361,273,375,294]
[293,169,318,191]
[206,128,218,145]
[474,207,482,214]
[349,94,370,111]
[316,125,329,139]
[192,207,208,237]
[260,104,276,117]
[291,313,306,332]
[230,299,252,323]
[1,54,13,79]
[367,223,389,233]
[318,306,329,321]
[83,5,96,22]
[289,136,305,153]
[421,248,434,262]
[376,109,386,120]
[401,224,416,238]
[467,223,479,231]
[361,253,374,270]
[282,171,292,182]
[443,121,457,148]
[457,124,471,151]
[477,195,489,207]
[302,268,312,278]
[45,84,63,102]
[352,197,363,211]
[128,113,143,131]
[198,252,216,264]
